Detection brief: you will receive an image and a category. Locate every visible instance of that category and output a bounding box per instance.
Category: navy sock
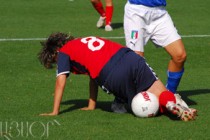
[166,68,184,93]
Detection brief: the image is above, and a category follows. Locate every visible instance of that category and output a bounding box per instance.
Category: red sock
[92,2,106,17]
[105,6,113,25]
[159,91,176,113]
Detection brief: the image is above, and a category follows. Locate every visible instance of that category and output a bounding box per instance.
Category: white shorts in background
[124,2,181,52]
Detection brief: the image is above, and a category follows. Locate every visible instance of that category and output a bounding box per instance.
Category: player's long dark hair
[38,32,74,68]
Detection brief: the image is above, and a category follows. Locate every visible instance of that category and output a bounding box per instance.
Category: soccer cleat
[96,16,105,28]
[111,98,127,113]
[174,93,198,116]
[105,25,113,31]
[166,102,196,121]
[189,108,198,116]
[174,93,189,108]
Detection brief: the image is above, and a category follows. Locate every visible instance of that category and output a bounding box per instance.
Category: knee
[172,51,187,64]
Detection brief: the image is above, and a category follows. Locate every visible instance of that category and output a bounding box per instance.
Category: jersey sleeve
[56,52,70,77]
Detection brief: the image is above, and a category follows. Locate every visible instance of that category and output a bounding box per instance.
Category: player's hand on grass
[80,98,96,111]
[39,112,58,116]
[80,107,95,111]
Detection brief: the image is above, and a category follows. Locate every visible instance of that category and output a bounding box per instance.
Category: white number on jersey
[81,36,105,51]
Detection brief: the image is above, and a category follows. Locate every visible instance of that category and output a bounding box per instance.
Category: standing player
[38,32,196,121]
[90,0,113,31]
[124,0,187,106]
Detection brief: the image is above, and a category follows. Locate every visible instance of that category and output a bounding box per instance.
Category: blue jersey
[129,0,166,7]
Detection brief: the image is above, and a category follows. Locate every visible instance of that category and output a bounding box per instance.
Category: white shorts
[124,2,181,52]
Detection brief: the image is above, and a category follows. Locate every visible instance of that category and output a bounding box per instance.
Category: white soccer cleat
[174,93,189,108]
[166,101,196,121]
[96,16,105,28]
[174,94,198,117]
[105,25,113,31]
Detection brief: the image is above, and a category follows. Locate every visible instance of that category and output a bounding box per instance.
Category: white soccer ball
[131,91,159,118]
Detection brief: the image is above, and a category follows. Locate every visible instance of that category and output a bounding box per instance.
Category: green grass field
[0,0,210,139]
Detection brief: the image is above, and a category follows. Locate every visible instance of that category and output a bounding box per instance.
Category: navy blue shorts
[96,48,158,106]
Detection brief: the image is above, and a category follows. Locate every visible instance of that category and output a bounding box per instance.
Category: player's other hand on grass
[80,107,95,111]
[39,112,58,116]
[80,100,96,111]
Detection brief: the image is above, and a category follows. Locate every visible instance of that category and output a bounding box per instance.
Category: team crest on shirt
[131,30,138,39]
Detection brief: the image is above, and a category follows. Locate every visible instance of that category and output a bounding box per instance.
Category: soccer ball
[131,91,159,118]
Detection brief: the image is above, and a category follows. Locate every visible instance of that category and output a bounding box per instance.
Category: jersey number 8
[81,37,105,51]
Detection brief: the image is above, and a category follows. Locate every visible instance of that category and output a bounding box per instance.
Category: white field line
[181,35,210,38]
[0,35,210,42]
[0,38,46,42]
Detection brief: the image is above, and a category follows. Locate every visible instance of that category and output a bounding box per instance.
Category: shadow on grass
[60,99,113,115]
[112,22,123,29]
[59,89,210,120]
[179,88,210,106]
[163,89,210,121]
[98,22,123,30]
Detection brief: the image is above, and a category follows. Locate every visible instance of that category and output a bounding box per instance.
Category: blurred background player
[123,0,187,104]
[90,0,113,31]
[38,32,196,121]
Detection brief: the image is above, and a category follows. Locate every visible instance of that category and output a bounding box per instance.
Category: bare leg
[165,39,186,93]
[165,39,186,72]
[147,80,167,98]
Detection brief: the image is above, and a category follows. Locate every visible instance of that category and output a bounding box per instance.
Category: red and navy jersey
[56,36,122,78]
